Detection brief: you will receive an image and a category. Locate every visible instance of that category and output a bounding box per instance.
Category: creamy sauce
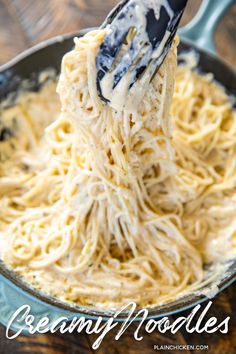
[98,0,175,111]
[0,31,235,309]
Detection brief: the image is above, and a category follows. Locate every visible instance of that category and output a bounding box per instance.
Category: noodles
[0,29,235,308]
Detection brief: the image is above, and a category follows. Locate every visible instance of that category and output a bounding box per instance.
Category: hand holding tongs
[96,0,188,104]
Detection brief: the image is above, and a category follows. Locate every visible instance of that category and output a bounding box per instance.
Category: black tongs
[96,0,188,104]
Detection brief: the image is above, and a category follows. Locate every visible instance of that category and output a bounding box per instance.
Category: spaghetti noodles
[0,30,235,308]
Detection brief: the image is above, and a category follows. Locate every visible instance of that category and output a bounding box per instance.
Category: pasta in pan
[0,30,235,308]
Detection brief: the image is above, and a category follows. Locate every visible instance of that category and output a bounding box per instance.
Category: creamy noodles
[0,29,235,309]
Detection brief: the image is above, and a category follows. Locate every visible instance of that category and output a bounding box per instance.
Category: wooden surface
[0,0,236,353]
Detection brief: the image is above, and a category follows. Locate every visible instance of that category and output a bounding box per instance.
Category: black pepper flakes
[0,127,13,142]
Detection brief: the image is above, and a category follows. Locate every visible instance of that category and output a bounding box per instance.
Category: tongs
[96,0,188,105]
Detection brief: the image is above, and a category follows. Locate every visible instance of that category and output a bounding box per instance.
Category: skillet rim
[0,30,235,320]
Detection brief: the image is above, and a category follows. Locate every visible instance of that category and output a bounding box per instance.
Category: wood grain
[0,287,235,354]
[0,0,235,69]
[0,0,235,353]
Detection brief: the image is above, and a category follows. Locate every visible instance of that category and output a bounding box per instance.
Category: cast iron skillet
[0,0,235,333]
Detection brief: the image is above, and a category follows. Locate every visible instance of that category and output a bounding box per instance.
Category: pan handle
[178,0,235,56]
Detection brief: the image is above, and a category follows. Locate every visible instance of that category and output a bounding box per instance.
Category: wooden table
[0,1,235,353]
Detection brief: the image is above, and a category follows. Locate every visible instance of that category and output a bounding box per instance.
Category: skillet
[0,0,235,333]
